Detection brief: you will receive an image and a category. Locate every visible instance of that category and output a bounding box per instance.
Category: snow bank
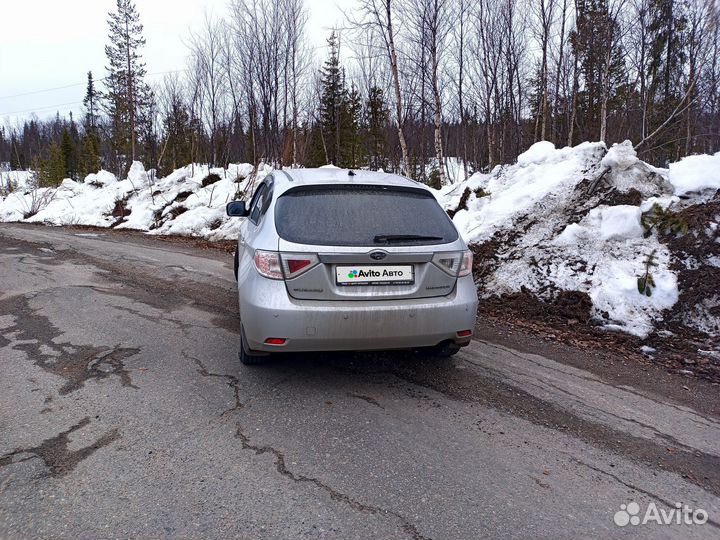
[436,141,717,339]
[548,204,678,336]
[669,152,720,195]
[0,162,262,240]
[441,141,603,244]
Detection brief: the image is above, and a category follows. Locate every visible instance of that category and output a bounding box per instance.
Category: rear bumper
[239,275,479,353]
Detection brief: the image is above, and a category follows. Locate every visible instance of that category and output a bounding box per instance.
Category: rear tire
[239,327,268,365]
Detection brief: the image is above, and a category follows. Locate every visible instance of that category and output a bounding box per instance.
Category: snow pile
[84,170,118,187]
[516,140,556,166]
[554,205,644,244]
[547,212,679,338]
[668,152,720,196]
[589,205,644,241]
[0,162,262,240]
[600,140,638,171]
[437,140,717,339]
[441,141,610,244]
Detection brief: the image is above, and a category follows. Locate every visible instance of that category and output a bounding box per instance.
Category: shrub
[427,168,442,190]
[641,203,689,238]
[637,250,658,297]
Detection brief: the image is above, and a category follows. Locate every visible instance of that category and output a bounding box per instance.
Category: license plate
[336,265,414,285]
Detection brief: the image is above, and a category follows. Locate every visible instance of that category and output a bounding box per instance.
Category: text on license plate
[335,265,414,285]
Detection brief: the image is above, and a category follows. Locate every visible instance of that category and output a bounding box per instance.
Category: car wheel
[239,326,268,365]
[233,248,239,281]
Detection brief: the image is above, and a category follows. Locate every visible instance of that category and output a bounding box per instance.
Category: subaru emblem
[369,251,387,261]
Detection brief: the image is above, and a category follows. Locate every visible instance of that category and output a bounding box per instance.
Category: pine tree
[83,71,101,134]
[528,63,544,140]
[9,134,22,170]
[140,92,159,172]
[645,0,688,161]
[104,0,152,172]
[79,135,101,178]
[227,114,246,166]
[648,0,687,102]
[37,144,66,187]
[570,0,626,141]
[317,31,347,166]
[162,94,193,171]
[306,123,329,168]
[79,71,102,177]
[51,112,63,140]
[342,84,363,168]
[0,126,8,166]
[60,128,78,180]
[365,86,389,170]
[312,32,364,168]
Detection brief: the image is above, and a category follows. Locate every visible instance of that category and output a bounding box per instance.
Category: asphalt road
[1,223,719,540]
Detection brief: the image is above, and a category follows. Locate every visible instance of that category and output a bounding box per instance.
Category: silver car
[226,168,478,364]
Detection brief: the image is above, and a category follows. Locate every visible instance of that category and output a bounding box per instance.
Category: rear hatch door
[275,184,465,301]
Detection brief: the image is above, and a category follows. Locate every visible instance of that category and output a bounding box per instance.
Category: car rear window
[275,184,459,246]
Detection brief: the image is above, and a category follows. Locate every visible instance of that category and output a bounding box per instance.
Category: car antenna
[348,170,355,177]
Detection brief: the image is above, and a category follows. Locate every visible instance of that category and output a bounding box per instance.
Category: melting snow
[0,161,263,240]
[434,140,714,338]
[668,152,720,196]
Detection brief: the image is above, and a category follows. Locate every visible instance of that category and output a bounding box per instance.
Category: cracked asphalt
[1,223,719,539]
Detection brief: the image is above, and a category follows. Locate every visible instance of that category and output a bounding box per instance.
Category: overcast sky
[0,0,352,124]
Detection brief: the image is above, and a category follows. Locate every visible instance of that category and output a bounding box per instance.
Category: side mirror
[226,200,247,217]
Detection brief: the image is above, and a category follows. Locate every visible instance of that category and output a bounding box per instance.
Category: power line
[0,101,84,116]
[0,69,187,102]
[0,82,96,100]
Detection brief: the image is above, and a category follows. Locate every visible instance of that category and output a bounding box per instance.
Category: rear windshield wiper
[374,234,444,243]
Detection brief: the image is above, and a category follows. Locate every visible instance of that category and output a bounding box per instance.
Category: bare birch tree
[189,13,228,166]
[351,0,411,174]
[468,0,504,167]
[531,0,556,142]
[408,0,452,184]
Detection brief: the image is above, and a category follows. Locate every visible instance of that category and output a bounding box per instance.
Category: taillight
[254,250,283,279]
[432,250,473,277]
[280,253,320,279]
[254,250,319,280]
[458,251,473,277]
